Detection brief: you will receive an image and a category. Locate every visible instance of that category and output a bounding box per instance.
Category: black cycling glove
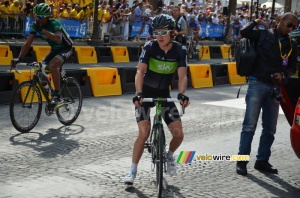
[11,57,22,69]
[177,93,189,104]
[132,93,143,104]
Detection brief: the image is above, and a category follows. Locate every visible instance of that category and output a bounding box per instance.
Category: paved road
[1,81,300,197]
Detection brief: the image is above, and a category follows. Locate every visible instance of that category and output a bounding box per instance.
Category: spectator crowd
[0,0,299,40]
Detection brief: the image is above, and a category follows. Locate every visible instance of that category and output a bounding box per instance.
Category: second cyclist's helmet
[152,14,175,30]
[33,3,52,16]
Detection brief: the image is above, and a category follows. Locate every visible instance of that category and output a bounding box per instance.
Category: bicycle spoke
[10,81,42,133]
[56,77,82,126]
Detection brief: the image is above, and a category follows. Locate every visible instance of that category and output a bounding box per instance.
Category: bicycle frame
[14,63,52,104]
[148,99,165,164]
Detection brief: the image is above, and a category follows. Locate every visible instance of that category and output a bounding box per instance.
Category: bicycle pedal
[56,103,64,109]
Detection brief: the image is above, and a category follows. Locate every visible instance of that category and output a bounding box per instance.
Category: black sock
[53,90,60,97]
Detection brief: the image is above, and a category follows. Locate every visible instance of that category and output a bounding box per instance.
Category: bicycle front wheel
[10,81,42,133]
[56,77,82,126]
[156,124,164,197]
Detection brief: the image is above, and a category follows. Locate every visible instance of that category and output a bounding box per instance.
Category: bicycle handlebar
[142,98,178,102]
[142,98,185,117]
[12,62,48,78]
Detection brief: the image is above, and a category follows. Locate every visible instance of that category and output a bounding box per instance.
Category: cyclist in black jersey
[11,3,73,106]
[124,14,190,185]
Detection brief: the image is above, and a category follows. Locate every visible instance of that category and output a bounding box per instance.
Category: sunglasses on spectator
[286,22,297,30]
[153,30,172,36]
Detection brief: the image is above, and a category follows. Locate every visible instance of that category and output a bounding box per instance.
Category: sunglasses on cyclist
[153,30,172,36]
[35,15,47,19]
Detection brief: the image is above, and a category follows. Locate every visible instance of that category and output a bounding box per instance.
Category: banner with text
[131,21,150,37]
[131,22,225,38]
[24,17,88,38]
[200,24,225,38]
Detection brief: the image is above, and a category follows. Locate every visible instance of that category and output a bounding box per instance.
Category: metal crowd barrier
[0,14,95,40]
[0,14,26,38]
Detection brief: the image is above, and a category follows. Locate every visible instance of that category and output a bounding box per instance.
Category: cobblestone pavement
[0,85,300,198]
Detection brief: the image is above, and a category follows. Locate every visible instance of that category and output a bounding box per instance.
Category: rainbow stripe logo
[176,151,196,164]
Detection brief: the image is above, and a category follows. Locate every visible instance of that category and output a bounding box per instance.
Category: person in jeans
[124,14,190,185]
[236,12,298,176]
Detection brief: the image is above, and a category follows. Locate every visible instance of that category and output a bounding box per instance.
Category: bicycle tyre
[186,42,191,62]
[56,77,82,126]
[197,43,204,61]
[228,45,232,62]
[228,45,234,62]
[10,81,42,133]
[156,124,164,197]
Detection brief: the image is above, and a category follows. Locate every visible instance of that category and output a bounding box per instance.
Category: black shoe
[236,161,247,175]
[254,161,278,174]
[50,95,61,106]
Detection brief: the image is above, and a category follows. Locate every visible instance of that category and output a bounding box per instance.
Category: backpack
[236,31,266,77]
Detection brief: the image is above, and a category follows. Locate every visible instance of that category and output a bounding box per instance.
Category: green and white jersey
[139,40,187,90]
[30,18,73,51]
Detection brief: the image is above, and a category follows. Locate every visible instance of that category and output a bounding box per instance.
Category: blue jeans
[238,80,280,162]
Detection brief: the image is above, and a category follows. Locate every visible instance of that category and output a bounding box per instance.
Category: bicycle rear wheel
[228,45,236,62]
[10,81,42,133]
[156,124,164,197]
[197,43,204,61]
[56,77,82,126]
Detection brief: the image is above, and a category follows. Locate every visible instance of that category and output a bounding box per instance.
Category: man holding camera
[236,12,298,176]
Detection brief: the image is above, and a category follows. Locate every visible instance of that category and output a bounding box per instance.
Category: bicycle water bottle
[291,97,300,159]
[41,81,51,94]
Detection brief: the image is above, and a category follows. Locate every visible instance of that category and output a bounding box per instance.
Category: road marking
[203,98,284,115]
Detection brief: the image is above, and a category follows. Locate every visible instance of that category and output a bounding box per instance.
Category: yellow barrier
[83,67,122,97]
[199,46,210,60]
[0,45,13,65]
[12,70,55,102]
[32,46,51,62]
[110,46,130,63]
[223,62,246,85]
[74,46,98,64]
[188,64,213,88]
[220,45,231,59]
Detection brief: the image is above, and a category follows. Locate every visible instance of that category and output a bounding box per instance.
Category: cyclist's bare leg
[167,120,184,153]
[49,57,63,91]
[132,120,151,164]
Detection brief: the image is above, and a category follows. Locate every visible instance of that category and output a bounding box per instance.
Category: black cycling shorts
[43,47,73,66]
[135,85,181,126]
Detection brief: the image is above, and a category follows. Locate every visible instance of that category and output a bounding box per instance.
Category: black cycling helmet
[33,3,52,16]
[152,14,175,30]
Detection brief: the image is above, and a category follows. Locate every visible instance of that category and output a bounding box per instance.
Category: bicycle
[186,35,203,62]
[9,62,83,133]
[143,98,183,197]
[227,37,240,62]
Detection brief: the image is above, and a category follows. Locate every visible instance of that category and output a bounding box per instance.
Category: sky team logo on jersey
[157,64,174,72]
